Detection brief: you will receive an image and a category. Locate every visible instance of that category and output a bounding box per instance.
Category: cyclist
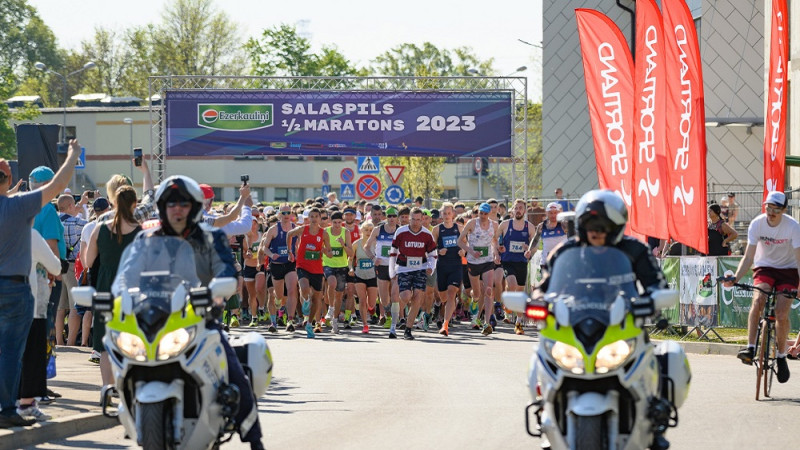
[536,190,665,297]
[724,191,800,383]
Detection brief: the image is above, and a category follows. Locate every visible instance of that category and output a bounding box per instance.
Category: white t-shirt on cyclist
[747,213,800,269]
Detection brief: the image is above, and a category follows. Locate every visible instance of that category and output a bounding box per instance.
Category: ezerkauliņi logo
[197,104,273,131]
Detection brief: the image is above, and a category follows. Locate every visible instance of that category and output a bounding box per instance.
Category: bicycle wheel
[757,321,771,400]
[764,324,777,398]
[754,321,764,401]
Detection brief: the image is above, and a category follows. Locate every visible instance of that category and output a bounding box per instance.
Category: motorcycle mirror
[609,294,627,325]
[651,289,679,310]
[554,300,570,327]
[71,286,96,307]
[209,277,238,299]
[190,287,211,309]
[501,291,528,313]
[93,292,114,312]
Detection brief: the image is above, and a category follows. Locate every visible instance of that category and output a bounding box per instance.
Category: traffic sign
[384,184,405,205]
[340,168,355,183]
[340,183,355,200]
[356,175,382,200]
[322,184,330,196]
[473,157,483,174]
[75,147,86,169]
[322,169,329,184]
[385,165,405,184]
[357,156,380,173]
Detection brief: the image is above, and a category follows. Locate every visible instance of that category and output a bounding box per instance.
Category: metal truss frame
[148,76,528,198]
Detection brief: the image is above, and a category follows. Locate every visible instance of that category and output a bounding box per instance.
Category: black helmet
[575,189,627,245]
[155,175,205,235]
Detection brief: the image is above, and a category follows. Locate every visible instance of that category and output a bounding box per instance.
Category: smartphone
[241,174,249,186]
[133,148,143,167]
[87,191,94,199]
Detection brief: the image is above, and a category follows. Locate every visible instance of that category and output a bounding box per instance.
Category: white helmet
[575,190,628,245]
[155,175,205,233]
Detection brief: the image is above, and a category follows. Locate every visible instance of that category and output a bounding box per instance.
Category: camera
[241,174,249,186]
[133,148,143,167]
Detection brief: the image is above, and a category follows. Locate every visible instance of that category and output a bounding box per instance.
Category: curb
[653,339,740,356]
[0,412,117,450]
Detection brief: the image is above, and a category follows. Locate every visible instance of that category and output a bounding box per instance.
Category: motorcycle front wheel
[140,401,175,450]
[574,415,606,450]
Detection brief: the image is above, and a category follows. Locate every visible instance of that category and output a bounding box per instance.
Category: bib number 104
[417,115,476,132]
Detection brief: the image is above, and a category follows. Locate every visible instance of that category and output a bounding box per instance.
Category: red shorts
[753,267,800,293]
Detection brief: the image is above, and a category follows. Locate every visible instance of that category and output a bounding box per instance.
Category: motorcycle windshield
[112,235,201,301]
[546,246,638,325]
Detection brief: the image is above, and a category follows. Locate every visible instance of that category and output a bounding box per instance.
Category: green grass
[650,326,748,344]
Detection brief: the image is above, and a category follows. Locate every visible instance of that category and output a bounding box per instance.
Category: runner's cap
[764,191,787,208]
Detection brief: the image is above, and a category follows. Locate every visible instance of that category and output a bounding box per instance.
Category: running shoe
[230,315,240,328]
[362,325,370,334]
[777,356,790,383]
[242,309,251,322]
[503,316,513,324]
[314,322,322,333]
[382,317,393,329]
[344,321,352,330]
[515,323,524,335]
[286,322,295,332]
[16,402,51,421]
[349,317,357,328]
[332,321,340,334]
[438,327,449,337]
[437,320,444,330]
[421,314,429,332]
[301,301,311,316]
[489,314,497,329]
[268,324,277,333]
[46,389,61,399]
[249,319,258,328]
[388,331,397,339]
[737,347,754,365]
[379,316,387,326]
[471,319,481,330]
[371,315,379,325]
[398,318,406,330]
[305,322,315,339]
[482,324,493,336]
[404,328,415,340]
[258,310,268,325]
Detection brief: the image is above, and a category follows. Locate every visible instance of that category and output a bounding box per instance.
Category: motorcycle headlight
[157,327,196,361]
[112,331,147,362]
[545,340,585,374]
[595,339,636,373]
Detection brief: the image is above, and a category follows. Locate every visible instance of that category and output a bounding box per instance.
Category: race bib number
[331,247,343,257]
[509,241,525,253]
[358,259,374,270]
[406,256,423,267]
[380,245,391,257]
[304,250,321,260]
[442,236,458,248]
[250,243,259,253]
[277,246,288,256]
[474,246,489,257]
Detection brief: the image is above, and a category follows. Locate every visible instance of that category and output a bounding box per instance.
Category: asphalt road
[32,325,800,449]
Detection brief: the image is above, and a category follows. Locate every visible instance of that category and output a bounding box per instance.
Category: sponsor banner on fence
[659,257,680,323]
[717,257,753,329]
[679,256,717,327]
[165,90,513,157]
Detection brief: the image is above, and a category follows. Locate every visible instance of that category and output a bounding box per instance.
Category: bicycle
[719,277,797,400]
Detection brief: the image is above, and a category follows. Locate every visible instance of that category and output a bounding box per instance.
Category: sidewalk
[0,346,117,450]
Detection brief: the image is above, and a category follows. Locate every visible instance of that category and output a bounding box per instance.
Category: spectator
[0,140,78,428]
[199,182,254,235]
[706,204,738,256]
[726,192,739,227]
[327,191,339,205]
[55,193,88,346]
[527,198,546,227]
[414,196,424,207]
[78,197,112,359]
[101,158,156,224]
[555,188,574,211]
[84,185,142,397]
[17,228,62,422]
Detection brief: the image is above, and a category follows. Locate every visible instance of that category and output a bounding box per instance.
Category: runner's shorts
[436,262,463,292]
[355,275,378,289]
[376,265,392,281]
[502,261,529,284]
[398,270,427,292]
[324,266,349,292]
[242,265,258,281]
[297,267,324,291]
[462,265,471,289]
[270,261,296,280]
[467,262,494,278]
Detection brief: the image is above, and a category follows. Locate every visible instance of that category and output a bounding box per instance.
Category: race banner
[165,91,512,157]
[763,0,789,202]
[575,9,635,213]
[663,0,708,254]
[631,0,669,240]
[659,257,680,323]
[679,257,717,327]
[717,257,753,329]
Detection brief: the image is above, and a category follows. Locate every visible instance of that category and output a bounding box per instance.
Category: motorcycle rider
[536,189,665,296]
[131,175,264,450]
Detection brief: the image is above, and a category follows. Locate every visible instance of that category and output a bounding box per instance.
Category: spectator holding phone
[200,179,253,236]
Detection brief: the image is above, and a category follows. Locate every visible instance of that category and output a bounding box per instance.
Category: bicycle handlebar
[715,276,798,298]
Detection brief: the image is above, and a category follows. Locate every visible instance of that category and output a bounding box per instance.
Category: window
[212,187,223,200]
[441,189,457,200]
[274,187,305,202]
[313,156,343,161]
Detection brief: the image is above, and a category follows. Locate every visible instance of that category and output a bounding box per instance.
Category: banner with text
[763,0,789,201]
[575,9,636,214]
[679,256,717,327]
[165,90,513,157]
[663,0,708,254]
[717,257,753,329]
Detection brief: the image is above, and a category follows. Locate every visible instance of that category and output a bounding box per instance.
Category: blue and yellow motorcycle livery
[504,246,690,450]
[73,237,272,450]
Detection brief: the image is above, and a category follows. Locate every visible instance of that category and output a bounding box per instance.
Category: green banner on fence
[660,257,680,323]
[717,257,752,329]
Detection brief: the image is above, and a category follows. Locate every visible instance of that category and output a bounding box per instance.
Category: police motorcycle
[73,236,272,450]
[503,246,690,450]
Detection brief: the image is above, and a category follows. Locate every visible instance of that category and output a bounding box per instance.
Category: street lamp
[123,118,133,180]
[34,61,97,145]
[505,66,528,76]
[467,68,482,76]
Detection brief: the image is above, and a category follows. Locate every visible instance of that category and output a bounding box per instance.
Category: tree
[382,156,445,206]
[486,101,542,199]
[0,0,61,77]
[244,24,361,77]
[79,27,134,97]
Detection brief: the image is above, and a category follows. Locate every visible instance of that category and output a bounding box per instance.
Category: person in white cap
[528,202,568,267]
[724,191,800,384]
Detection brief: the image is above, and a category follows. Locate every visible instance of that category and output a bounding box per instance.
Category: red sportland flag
[764,0,789,202]
[576,9,635,215]
[631,0,669,240]
[662,0,708,254]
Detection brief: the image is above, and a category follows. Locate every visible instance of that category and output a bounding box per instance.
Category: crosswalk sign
[340,183,355,200]
[75,147,86,169]
[357,156,380,174]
